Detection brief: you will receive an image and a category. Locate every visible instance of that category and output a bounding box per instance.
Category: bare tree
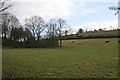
[0,0,12,37]
[25,16,46,41]
[0,13,20,38]
[0,0,12,13]
[47,23,55,38]
[48,18,69,47]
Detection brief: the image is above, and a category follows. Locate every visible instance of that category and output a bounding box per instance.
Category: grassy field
[66,30,119,39]
[2,38,118,78]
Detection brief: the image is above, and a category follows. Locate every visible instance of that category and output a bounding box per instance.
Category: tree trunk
[59,39,62,47]
[59,19,62,47]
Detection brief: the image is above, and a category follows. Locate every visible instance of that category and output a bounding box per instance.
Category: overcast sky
[10,0,119,33]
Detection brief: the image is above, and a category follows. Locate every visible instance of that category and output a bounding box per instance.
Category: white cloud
[102,20,118,30]
[80,9,97,16]
[10,0,98,24]
[78,0,118,2]
[71,25,82,33]
[86,20,118,31]
[86,21,98,31]
[10,0,75,24]
[9,0,118,31]
[73,1,97,16]
[70,20,118,32]
[11,0,118,2]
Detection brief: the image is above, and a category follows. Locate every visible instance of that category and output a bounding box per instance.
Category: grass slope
[67,30,118,39]
[2,38,118,78]
[83,30,118,37]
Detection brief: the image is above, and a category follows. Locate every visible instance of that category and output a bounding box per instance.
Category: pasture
[2,38,118,78]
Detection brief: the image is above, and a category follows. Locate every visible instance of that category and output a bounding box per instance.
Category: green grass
[81,30,118,36]
[2,38,118,78]
[68,30,118,38]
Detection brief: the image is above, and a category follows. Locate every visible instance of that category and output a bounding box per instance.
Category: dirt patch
[114,57,118,60]
[2,70,21,78]
[72,61,97,66]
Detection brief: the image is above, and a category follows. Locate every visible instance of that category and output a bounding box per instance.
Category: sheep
[72,41,75,43]
[105,41,109,43]
[85,40,88,43]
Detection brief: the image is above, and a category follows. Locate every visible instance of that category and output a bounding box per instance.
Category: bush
[2,38,59,48]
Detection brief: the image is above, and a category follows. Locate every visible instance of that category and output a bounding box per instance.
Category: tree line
[0,0,71,48]
[1,12,72,48]
[0,0,119,48]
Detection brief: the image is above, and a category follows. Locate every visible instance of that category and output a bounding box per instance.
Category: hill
[63,29,119,40]
[2,38,118,78]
